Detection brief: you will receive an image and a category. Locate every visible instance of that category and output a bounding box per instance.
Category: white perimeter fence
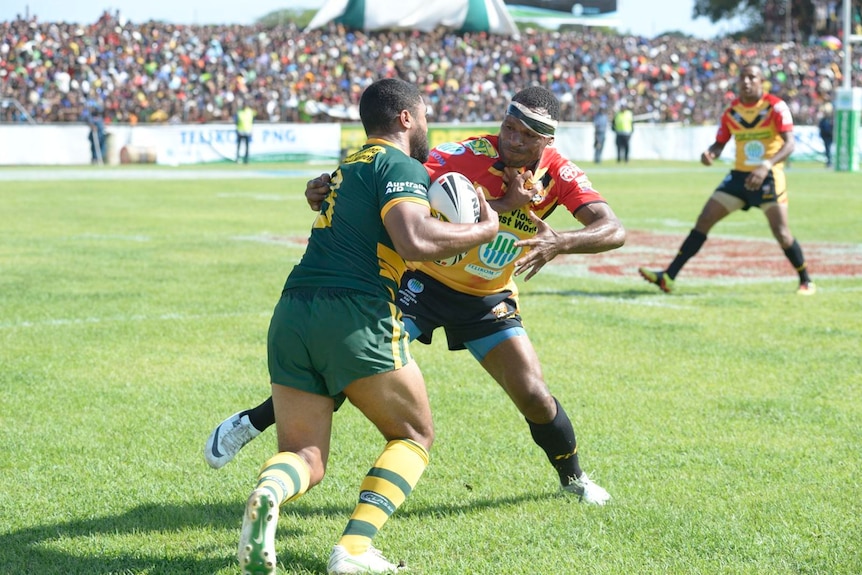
[0,122,836,167]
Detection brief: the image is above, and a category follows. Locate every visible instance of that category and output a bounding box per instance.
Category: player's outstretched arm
[513,203,625,281]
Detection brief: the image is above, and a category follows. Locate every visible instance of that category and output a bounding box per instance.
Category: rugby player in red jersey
[639,64,815,295]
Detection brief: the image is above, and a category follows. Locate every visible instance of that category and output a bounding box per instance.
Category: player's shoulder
[766,94,791,114]
[763,93,786,106]
[543,146,584,178]
[428,135,500,166]
[541,149,601,199]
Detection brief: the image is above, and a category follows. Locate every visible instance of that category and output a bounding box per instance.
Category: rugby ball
[427,172,480,267]
[428,172,481,225]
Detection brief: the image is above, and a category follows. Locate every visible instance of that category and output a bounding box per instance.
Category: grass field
[1,161,860,574]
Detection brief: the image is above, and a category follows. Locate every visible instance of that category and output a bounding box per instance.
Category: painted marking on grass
[551,230,862,280]
[69,233,151,242]
[242,230,862,281]
[233,234,308,247]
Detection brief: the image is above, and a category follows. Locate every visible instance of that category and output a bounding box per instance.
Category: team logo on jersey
[491,301,511,319]
[406,278,425,293]
[743,140,767,165]
[436,142,466,155]
[559,163,578,182]
[464,138,499,159]
[465,263,503,280]
[386,181,427,194]
[479,231,521,269]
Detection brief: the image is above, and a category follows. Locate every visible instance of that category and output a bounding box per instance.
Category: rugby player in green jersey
[237,78,498,575]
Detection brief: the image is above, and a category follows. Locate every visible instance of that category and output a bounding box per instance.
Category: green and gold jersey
[284,138,431,300]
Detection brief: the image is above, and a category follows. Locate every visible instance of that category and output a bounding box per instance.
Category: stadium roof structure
[306,0,520,36]
[506,1,621,30]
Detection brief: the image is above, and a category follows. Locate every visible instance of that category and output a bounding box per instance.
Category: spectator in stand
[0,11,858,126]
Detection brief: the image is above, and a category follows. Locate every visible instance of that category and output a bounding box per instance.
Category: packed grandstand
[0,9,849,127]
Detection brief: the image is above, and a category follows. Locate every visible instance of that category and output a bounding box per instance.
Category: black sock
[245,396,276,432]
[667,229,707,280]
[783,239,811,283]
[527,397,583,485]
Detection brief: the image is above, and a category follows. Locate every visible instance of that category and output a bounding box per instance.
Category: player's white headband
[506,101,558,136]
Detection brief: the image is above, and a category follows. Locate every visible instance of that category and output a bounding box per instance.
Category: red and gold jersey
[715,94,793,171]
[413,135,606,297]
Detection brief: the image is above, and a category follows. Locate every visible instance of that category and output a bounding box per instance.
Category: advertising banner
[834,87,861,172]
[144,123,342,165]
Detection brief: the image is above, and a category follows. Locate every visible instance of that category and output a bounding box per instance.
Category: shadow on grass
[0,490,555,574]
[0,500,316,575]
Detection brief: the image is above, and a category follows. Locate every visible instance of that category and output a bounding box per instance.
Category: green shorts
[267,287,413,409]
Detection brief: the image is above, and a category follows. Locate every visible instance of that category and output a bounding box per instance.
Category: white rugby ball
[428,172,481,224]
[427,172,480,267]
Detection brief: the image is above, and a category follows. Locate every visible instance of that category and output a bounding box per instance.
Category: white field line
[69,233,151,242]
[0,310,270,330]
[5,284,861,331]
[0,168,323,182]
[215,193,309,201]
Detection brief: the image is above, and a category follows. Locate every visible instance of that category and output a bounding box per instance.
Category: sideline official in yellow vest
[236,102,256,164]
[612,105,633,163]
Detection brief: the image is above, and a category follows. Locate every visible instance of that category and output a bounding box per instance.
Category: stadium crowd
[0,9,849,126]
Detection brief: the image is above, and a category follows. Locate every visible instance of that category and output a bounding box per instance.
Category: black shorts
[396,270,522,351]
[715,169,783,211]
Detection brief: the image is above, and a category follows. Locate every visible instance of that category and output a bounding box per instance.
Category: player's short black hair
[512,86,561,122]
[360,78,423,136]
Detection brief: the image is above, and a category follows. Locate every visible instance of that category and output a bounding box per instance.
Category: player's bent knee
[390,427,434,452]
[412,430,434,452]
[293,450,326,486]
[515,389,556,422]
